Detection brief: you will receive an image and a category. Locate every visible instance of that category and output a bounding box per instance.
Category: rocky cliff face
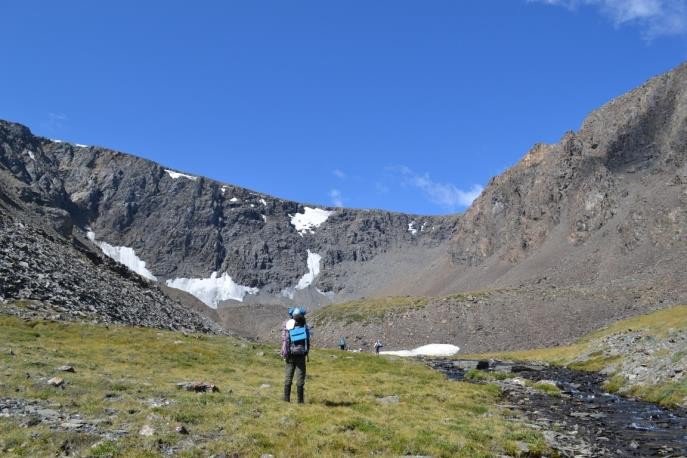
[0,120,455,313]
[445,63,687,290]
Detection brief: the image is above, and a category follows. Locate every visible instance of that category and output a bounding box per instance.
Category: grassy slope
[311,291,495,325]
[0,315,546,457]
[471,305,687,406]
[312,296,428,324]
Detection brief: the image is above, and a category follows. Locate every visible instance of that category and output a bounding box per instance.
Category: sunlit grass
[312,296,428,324]
[0,314,547,457]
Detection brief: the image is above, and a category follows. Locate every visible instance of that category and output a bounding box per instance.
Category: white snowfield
[26,150,35,160]
[408,221,418,235]
[281,250,323,299]
[296,250,321,290]
[166,272,259,309]
[75,143,89,148]
[164,169,198,181]
[380,344,460,357]
[259,198,268,206]
[290,207,334,235]
[86,231,157,281]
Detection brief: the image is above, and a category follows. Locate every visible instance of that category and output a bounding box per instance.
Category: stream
[427,359,687,457]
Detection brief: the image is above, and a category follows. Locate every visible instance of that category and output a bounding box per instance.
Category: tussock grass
[312,296,428,324]
[0,315,546,457]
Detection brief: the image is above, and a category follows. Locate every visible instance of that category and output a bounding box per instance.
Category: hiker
[374,339,383,355]
[339,336,346,351]
[281,307,311,403]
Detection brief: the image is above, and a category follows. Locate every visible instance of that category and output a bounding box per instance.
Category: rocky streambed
[428,359,687,457]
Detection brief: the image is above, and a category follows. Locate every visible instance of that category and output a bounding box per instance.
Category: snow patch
[75,143,88,148]
[230,197,239,202]
[261,214,267,222]
[408,221,418,235]
[220,186,228,194]
[51,139,63,143]
[259,198,268,206]
[290,207,334,235]
[420,222,428,232]
[280,250,323,299]
[166,272,259,308]
[26,150,35,160]
[165,169,198,181]
[380,344,460,357]
[296,250,321,290]
[87,231,156,281]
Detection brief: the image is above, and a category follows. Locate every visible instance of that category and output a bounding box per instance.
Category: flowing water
[428,359,687,457]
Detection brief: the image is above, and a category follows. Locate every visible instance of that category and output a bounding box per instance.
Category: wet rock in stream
[428,359,687,457]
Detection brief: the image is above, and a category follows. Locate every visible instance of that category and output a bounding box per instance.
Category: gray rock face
[0,187,223,333]
[445,62,687,291]
[0,119,454,309]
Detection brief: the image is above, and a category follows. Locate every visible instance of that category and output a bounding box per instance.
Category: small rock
[176,381,219,393]
[630,440,639,449]
[47,377,64,387]
[21,416,41,427]
[259,384,271,389]
[260,454,275,458]
[376,395,400,405]
[256,351,265,357]
[139,425,155,436]
[57,365,75,373]
[61,419,86,429]
[515,441,530,453]
[175,423,189,435]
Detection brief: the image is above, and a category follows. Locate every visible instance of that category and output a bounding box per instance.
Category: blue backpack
[288,326,309,356]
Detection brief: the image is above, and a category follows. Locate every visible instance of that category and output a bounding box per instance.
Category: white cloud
[530,0,687,39]
[329,189,344,207]
[333,169,347,179]
[42,112,68,132]
[395,166,483,210]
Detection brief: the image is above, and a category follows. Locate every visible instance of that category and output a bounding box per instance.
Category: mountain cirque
[1,62,687,350]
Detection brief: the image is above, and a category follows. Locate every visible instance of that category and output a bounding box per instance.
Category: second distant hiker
[281,307,311,403]
[339,336,346,351]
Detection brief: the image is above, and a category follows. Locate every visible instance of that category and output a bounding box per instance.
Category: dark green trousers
[284,355,306,402]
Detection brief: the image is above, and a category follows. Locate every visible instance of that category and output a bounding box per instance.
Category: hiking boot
[283,385,291,402]
[297,386,304,404]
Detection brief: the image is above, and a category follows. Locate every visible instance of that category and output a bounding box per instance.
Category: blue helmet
[288,307,306,317]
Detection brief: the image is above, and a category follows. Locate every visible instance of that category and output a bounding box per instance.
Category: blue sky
[1,1,686,215]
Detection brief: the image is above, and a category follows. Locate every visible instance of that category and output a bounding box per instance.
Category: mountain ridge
[1,61,686,349]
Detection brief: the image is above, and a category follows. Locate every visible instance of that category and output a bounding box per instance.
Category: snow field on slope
[164,169,198,181]
[86,231,157,281]
[166,272,259,308]
[290,207,334,235]
[380,344,460,357]
[296,250,321,290]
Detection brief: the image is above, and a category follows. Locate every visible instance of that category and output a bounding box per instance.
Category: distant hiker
[374,339,383,355]
[281,307,311,403]
[339,336,346,351]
